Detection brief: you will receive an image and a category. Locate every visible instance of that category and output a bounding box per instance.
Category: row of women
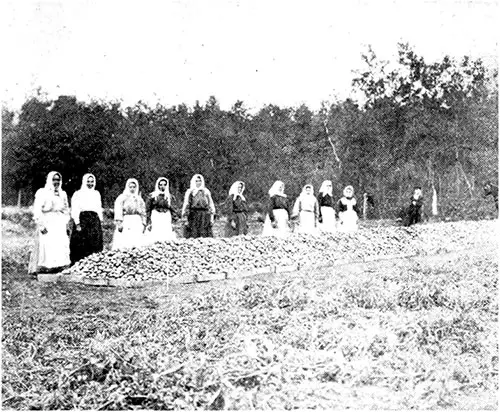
[28,171,360,274]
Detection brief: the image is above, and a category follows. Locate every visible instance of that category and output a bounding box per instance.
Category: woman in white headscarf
[69,173,104,263]
[317,180,336,232]
[337,185,360,232]
[112,178,146,249]
[181,174,216,238]
[145,177,177,243]
[225,181,248,237]
[28,171,71,274]
[262,180,291,237]
[292,184,319,234]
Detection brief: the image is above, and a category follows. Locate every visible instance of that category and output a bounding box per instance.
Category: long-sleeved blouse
[268,195,291,222]
[114,193,146,225]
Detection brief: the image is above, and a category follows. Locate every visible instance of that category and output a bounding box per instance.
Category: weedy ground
[1,212,498,410]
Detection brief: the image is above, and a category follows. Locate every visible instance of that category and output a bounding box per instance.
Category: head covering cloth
[319,180,333,196]
[45,171,63,193]
[268,181,286,198]
[123,178,140,197]
[189,174,207,195]
[228,181,246,201]
[80,173,96,191]
[343,185,354,198]
[152,177,171,201]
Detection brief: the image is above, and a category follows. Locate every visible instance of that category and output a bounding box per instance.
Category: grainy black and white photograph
[1,0,498,409]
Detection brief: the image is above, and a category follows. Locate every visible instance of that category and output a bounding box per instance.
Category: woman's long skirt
[319,206,336,233]
[225,212,248,237]
[186,209,213,238]
[28,212,70,274]
[297,210,318,234]
[262,209,290,237]
[70,211,103,263]
[338,210,358,232]
[147,210,176,243]
[112,215,145,250]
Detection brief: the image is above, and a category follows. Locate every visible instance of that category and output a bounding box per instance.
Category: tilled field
[62,220,496,285]
[2,218,498,409]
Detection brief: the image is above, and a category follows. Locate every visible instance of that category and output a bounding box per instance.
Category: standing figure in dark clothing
[181,174,216,238]
[406,187,424,226]
[483,182,498,211]
[70,173,104,263]
[225,181,249,237]
[145,177,177,243]
[337,185,360,232]
[262,180,292,237]
[317,180,336,232]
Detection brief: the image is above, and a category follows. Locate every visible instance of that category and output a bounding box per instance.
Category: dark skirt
[405,204,422,226]
[186,209,213,238]
[225,212,248,237]
[70,211,103,263]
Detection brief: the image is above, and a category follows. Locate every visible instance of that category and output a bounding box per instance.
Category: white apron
[262,209,290,237]
[146,210,176,244]
[112,215,145,250]
[338,210,358,232]
[319,206,336,233]
[297,210,318,234]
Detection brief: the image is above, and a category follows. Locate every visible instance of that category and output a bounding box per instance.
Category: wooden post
[17,189,22,208]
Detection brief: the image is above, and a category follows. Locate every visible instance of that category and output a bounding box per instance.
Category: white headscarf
[268,181,286,197]
[228,181,246,201]
[152,177,171,201]
[80,173,96,191]
[299,184,314,199]
[123,178,140,197]
[343,185,354,198]
[189,174,206,195]
[319,180,333,196]
[45,171,62,193]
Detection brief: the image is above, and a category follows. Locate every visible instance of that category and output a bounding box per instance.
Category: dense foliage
[2,44,497,218]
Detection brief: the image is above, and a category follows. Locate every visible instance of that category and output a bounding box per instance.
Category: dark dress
[70,211,103,264]
[225,195,248,236]
[184,190,215,238]
[406,197,424,226]
[268,195,292,223]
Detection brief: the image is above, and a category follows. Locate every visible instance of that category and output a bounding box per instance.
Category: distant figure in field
[28,171,71,275]
[181,174,216,238]
[70,173,104,264]
[317,180,336,232]
[483,182,498,211]
[225,181,249,237]
[112,178,146,249]
[292,184,320,234]
[146,177,177,243]
[262,180,292,237]
[337,185,360,232]
[406,187,424,226]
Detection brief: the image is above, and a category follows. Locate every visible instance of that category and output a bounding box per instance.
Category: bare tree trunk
[17,189,22,208]
[457,161,474,199]
[323,119,342,171]
[428,158,438,216]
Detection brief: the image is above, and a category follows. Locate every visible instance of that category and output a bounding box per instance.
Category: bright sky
[2,0,498,112]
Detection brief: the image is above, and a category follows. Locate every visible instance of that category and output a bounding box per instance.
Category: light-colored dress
[112,193,146,249]
[292,194,319,234]
[29,188,71,273]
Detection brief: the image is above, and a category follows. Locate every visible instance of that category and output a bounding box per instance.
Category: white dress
[29,188,71,272]
[292,195,319,234]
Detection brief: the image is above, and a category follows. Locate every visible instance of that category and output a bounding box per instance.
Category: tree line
[2,44,498,219]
